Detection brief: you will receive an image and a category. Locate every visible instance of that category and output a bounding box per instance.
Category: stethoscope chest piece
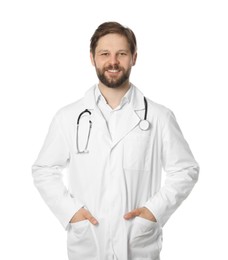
[139,120,150,131]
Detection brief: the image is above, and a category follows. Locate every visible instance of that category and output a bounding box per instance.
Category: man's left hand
[124,207,157,222]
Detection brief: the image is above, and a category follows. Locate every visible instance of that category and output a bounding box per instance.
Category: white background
[0,0,227,259]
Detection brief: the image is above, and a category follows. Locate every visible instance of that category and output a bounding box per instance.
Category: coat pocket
[67,220,98,259]
[123,133,151,171]
[129,217,162,260]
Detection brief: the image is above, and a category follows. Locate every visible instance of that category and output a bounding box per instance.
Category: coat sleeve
[144,110,199,227]
[32,112,84,229]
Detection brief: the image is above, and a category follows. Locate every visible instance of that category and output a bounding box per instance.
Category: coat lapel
[111,104,140,148]
[82,84,145,149]
[111,85,145,148]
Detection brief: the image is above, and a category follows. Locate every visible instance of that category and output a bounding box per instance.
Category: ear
[132,52,137,66]
[90,52,95,66]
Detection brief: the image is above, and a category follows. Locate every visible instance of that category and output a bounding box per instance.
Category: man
[32,22,199,260]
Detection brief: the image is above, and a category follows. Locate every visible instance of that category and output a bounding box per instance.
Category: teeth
[108,70,119,72]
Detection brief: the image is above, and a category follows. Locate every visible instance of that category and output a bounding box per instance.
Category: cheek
[125,61,134,69]
[94,58,107,68]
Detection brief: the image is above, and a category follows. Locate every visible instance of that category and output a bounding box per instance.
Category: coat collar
[83,83,145,111]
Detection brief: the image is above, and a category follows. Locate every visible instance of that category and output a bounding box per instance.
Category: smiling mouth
[107,69,120,73]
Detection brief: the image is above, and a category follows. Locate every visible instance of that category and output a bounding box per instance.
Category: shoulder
[146,97,174,121]
[54,85,96,120]
[54,98,84,121]
[144,98,179,135]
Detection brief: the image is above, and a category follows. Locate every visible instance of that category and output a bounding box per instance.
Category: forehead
[96,33,130,52]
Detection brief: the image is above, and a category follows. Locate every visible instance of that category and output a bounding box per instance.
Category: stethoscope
[76,97,150,153]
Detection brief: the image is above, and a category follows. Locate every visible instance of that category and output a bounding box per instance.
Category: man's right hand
[70,207,99,225]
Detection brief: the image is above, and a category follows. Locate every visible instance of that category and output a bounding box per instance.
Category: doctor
[32,22,199,260]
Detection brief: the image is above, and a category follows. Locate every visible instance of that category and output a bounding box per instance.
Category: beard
[95,64,131,89]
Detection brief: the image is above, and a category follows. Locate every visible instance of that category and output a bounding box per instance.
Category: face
[90,33,137,89]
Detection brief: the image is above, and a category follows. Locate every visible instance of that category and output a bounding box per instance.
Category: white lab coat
[32,84,199,260]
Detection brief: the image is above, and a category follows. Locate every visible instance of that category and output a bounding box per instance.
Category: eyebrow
[97,49,129,53]
[97,50,109,53]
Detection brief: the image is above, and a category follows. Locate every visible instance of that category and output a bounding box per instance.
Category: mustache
[104,65,122,71]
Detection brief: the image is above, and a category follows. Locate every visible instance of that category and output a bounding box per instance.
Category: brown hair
[90,22,137,56]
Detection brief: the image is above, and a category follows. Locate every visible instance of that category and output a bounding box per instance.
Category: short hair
[90,22,137,56]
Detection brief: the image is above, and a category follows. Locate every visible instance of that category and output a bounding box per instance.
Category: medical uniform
[32,84,199,260]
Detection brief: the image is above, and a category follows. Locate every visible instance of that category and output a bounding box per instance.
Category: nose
[109,54,119,65]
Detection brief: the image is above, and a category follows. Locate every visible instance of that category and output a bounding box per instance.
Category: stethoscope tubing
[76,109,92,153]
[143,96,148,120]
[76,97,149,153]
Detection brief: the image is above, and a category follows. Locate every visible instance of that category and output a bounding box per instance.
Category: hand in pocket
[124,207,157,222]
[70,207,99,225]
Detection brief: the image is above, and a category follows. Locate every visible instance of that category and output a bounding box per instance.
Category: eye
[101,52,109,56]
[119,52,127,56]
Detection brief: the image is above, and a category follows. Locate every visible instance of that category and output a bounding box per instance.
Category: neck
[98,81,131,109]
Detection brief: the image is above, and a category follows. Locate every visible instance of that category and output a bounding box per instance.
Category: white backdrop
[0,0,227,259]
